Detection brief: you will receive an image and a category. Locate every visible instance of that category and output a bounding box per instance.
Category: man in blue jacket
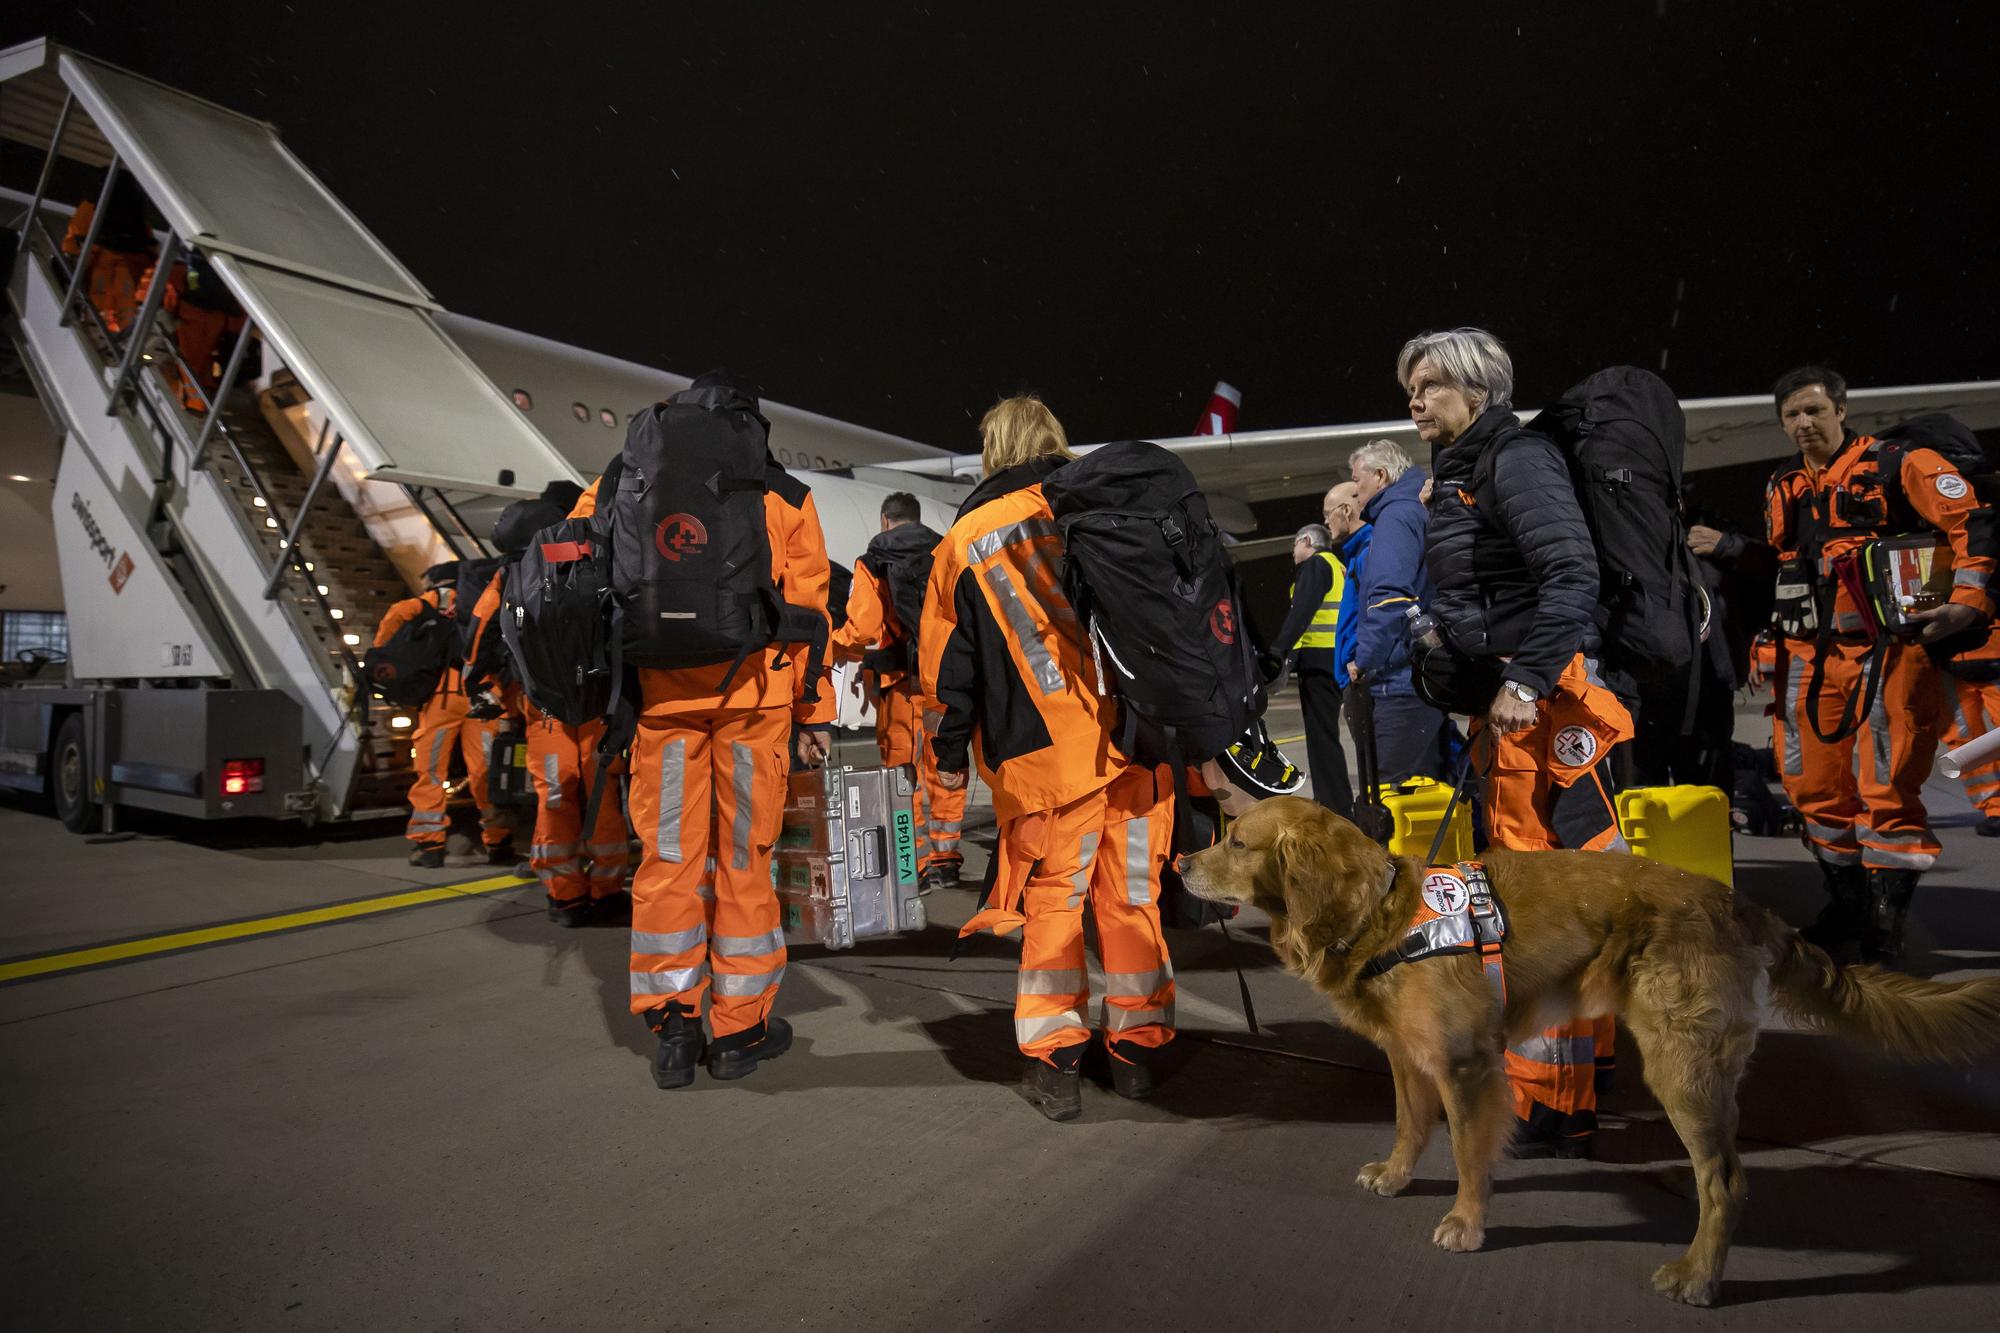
[1347,439,1456,783]
[1324,481,1370,685]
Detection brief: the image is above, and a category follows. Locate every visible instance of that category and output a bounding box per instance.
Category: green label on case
[892,809,917,884]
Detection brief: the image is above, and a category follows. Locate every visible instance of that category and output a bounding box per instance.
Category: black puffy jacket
[1424,405,1599,695]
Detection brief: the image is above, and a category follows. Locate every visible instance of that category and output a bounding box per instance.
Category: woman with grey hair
[1401,326,1634,1160]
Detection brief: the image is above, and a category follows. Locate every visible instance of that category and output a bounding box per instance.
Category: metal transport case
[776,764,926,950]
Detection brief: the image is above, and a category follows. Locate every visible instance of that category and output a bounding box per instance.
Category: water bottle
[1405,604,1443,651]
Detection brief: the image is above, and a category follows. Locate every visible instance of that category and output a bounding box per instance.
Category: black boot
[1106,1041,1157,1101]
[547,896,593,928]
[1800,861,1868,957]
[1861,868,1921,966]
[1022,1044,1086,1121]
[708,1017,794,1081]
[486,841,517,867]
[407,845,445,869]
[648,1003,705,1090]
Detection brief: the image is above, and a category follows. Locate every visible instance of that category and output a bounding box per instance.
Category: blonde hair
[979,395,1074,476]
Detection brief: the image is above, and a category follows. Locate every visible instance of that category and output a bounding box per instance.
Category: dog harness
[1358,861,1508,1003]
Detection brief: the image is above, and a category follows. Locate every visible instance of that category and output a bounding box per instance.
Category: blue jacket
[1355,467,1433,688]
[1333,523,1371,682]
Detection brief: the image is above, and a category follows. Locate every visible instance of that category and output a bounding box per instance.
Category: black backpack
[363,595,456,708]
[500,517,621,726]
[1482,366,1705,707]
[1043,441,1263,766]
[601,386,826,688]
[856,521,942,674]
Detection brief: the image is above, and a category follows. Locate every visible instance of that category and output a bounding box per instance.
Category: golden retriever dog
[1175,796,2000,1306]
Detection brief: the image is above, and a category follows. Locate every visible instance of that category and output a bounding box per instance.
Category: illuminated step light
[391,715,413,730]
[278,540,288,549]
[8,474,31,482]
[253,496,267,508]
[265,516,278,527]
[328,608,344,620]
[317,584,329,595]
[342,633,360,646]
[303,562,314,571]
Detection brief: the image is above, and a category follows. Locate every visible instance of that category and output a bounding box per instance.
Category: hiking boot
[1800,861,1868,956]
[648,1004,705,1090]
[1023,1048,1085,1122]
[407,845,446,869]
[1511,1133,1593,1161]
[1979,816,2000,838]
[929,859,963,889]
[1106,1042,1157,1101]
[548,896,593,928]
[590,890,632,925]
[708,1017,794,1081]
[486,841,518,866]
[1861,868,1921,967]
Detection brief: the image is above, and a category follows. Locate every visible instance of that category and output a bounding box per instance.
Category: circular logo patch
[1553,724,1599,767]
[1209,597,1238,645]
[1422,871,1469,916]
[1936,473,1969,500]
[653,513,709,562]
[372,662,397,682]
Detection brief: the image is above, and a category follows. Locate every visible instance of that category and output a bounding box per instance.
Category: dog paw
[1356,1161,1411,1197]
[1431,1211,1486,1252]
[1651,1260,1718,1307]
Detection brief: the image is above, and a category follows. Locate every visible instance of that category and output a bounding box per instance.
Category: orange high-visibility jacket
[571,474,835,725]
[1766,433,1998,636]
[832,558,911,689]
[919,457,1122,821]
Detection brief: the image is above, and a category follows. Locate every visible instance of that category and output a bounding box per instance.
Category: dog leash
[1423,734,1483,868]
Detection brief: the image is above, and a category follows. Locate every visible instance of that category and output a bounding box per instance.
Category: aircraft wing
[869,380,2000,515]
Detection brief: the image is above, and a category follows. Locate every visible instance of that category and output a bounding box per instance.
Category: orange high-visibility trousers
[986,764,1176,1064]
[1944,677,2000,816]
[878,686,966,873]
[1480,654,1632,1145]
[86,247,150,334]
[626,705,791,1039]
[1773,637,1944,870]
[405,688,514,850]
[525,709,630,905]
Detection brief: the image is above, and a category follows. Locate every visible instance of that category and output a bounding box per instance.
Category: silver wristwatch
[1503,680,1540,704]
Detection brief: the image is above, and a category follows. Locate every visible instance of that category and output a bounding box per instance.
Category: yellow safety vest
[1291,550,1345,649]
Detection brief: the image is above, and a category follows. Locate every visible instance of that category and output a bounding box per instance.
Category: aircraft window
[511,389,533,411]
[777,448,794,465]
[815,455,828,469]
[572,402,589,423]
[600,408,617,428]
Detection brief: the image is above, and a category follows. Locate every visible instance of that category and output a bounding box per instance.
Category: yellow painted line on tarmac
[0,873,534,985]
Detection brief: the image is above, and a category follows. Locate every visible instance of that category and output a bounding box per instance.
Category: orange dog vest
[1360,861,1508,1003]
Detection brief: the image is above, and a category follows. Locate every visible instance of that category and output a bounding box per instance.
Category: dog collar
[1358,861,1508,1003]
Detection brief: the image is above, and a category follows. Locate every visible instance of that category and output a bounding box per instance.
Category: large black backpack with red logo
[362,595,457,708]
[1043,440,1263,766]
[598,379,827,691]
[856,520,942,675]
[500,517,620,725]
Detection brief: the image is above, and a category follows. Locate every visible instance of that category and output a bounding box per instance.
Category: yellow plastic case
[1616,785,1734,887]
[1377,776,1477,863]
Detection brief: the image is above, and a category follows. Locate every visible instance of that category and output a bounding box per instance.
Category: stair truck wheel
[52,712,100,834]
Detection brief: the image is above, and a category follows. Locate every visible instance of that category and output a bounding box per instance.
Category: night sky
[5,2,1996,453]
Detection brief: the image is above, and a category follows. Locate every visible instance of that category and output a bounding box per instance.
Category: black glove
[1257,652,1286,685]
[465,691,503,721]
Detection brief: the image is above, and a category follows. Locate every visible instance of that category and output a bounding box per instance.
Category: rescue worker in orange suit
[1765,366,1996,963]
[61,175,156,336]
[921,395,1177,1122]
[1944,675,2000,837]
[374,562,516,868]
[464,482,627,926]
[831,491,964,890]
[570,372,835,1087]
[1409,328,1633,1160]
[138,250,247,413]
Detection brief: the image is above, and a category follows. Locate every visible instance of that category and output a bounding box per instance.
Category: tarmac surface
[3,690,1998,1331]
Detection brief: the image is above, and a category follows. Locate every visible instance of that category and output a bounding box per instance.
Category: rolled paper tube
[1939,724,2000,779]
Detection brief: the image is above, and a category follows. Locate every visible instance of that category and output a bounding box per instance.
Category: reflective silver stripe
[966,517,1056,566]
[532,841,580,859]
[1861,847,1936,870]
[1868,684,1891,777]
[713,928,785,958]
[1814,846,1863,865]
[632,924,708,954]
[1806,818,1854,843]
[656,739,685,864]
[1507,1034,1596,1065]
[929,820,963,836]
[543,752,563,807]
[538,859,582,877]
[1016,967,1085,996]
[1014,1010,1086,1045]
[1124,816,1152,906]
[1102,964,1173,997]
[408,813,448,828]
[1102,1003,1173,1032]
[585,841,628,858]
[1068,830,1101,909]
[1859,825,1929,847]
[983,565,1064,695]
[712,965,786,997]
[730,741,756,871]
[1601,833,1631,854]
[1580,656,1609,689]
[425,727,451,779]
[630,965,706,995]
[1954,566,1987,587]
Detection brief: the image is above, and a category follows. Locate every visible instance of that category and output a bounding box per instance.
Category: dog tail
[1753,908,2000,1063]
